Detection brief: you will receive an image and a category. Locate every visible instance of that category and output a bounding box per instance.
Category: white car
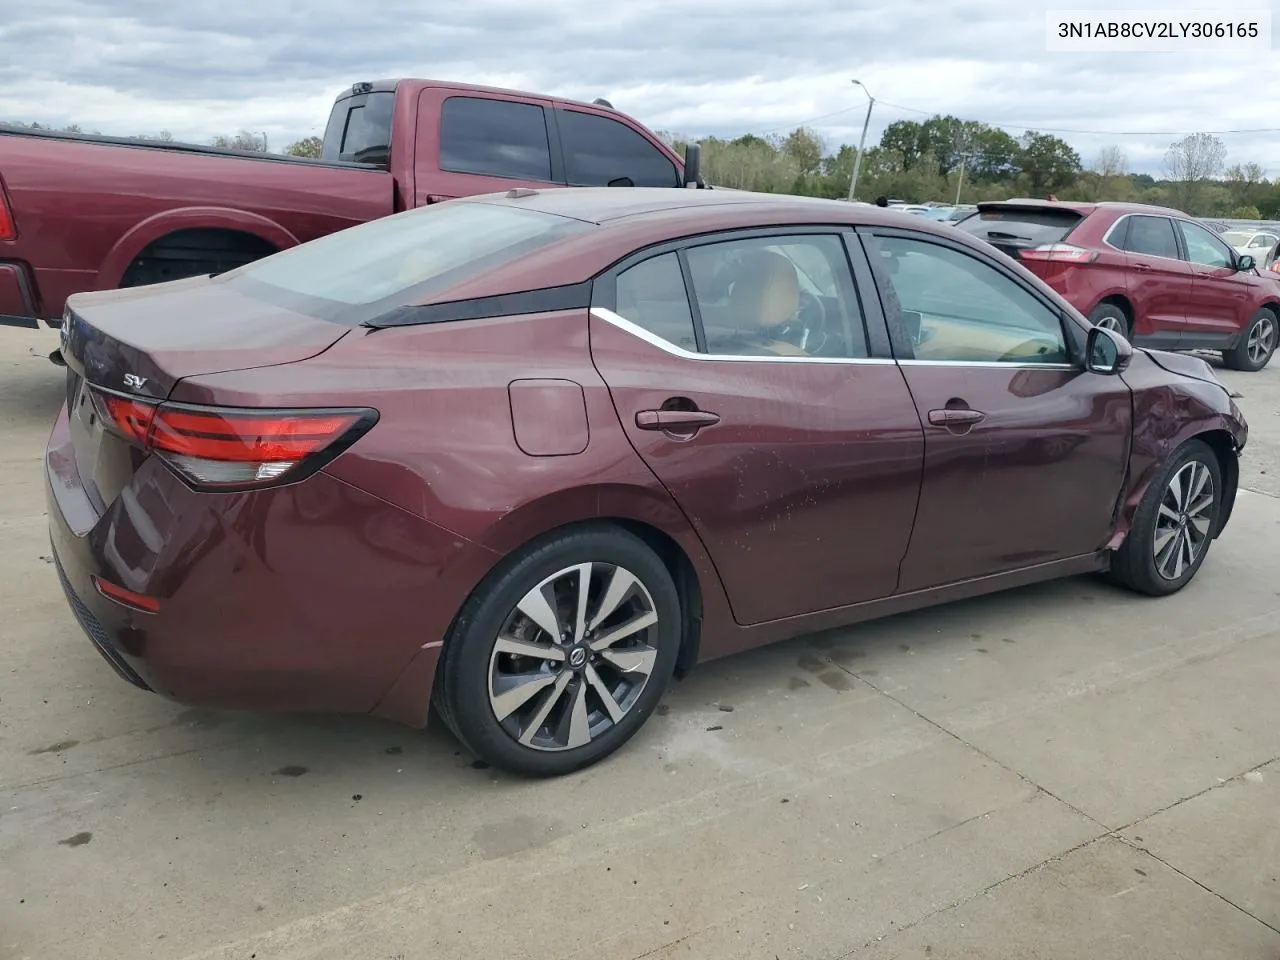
[1221,227,1279,258]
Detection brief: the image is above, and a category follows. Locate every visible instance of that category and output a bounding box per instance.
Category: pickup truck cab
[0,78,699,332]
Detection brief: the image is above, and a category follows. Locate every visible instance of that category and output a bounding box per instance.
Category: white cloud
[2,0,1278,175]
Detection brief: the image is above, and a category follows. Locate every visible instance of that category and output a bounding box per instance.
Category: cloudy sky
[2,0,1278,176]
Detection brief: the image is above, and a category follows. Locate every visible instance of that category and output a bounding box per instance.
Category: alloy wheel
[1094,315,1126,337]
[1247,314,1276,366]
[1152,460,1215,581]
[487,562,660,752]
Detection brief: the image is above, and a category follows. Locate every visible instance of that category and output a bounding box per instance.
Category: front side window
[557,110,680,188]
[867,235,1069,364]
[439,97,553,182]
[684,234,869,359]
[1178,220,1234,268]
[1119,216,1180,259]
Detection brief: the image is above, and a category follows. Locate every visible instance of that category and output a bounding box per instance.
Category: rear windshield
[322,92,395,165]
[957,207,1084,245]
[221,201,589,324]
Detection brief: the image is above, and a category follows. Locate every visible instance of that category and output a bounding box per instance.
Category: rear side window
[321,92,394,164]
[440,97,554,182]
[957,207,1084,246]
[557,110,680,188]
[1119,215,1180,259]
[224,202,587,321]
[615,253,698,350]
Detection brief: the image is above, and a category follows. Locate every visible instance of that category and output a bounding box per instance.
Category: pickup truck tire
[119,228,278,288]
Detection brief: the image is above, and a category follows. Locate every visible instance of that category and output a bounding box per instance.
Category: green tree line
[664,118,1277,220]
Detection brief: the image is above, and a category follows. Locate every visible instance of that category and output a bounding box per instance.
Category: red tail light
[90,387,376,490]
[1018,243,1097,264]
[0,182,15,241]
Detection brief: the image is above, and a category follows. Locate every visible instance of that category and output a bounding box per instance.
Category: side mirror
[607,176,635,188]
[1236,253,1256,271]
[1086,325,1132,375]
[681,143,702,189]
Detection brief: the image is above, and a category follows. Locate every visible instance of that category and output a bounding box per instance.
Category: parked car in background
[1222,227,1280,258]
[894,204,932,216]
[0,78,699,335]
[49,187,1246,776]
[958,199,1278,371]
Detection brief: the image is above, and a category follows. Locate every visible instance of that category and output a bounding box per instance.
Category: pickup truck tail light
[1017,243,1098,264]
[0,183,15,241]
[89,388,377,490]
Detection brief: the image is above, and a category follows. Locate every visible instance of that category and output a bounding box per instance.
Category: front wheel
[1222,308,1277,372]
[434,525,682,777]
[1108,439,1222,596]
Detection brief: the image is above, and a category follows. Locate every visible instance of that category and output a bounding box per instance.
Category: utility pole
[955,155,967,205]
[846,80,875,202]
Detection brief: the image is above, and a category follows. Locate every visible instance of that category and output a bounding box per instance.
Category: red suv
[958,200,1279,371]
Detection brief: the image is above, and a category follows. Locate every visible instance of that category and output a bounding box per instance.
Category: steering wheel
[772,291,830,353]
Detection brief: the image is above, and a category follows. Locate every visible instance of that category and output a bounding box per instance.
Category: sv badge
[123,373,148,390]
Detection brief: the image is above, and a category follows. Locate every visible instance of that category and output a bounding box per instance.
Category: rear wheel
[1108,439,1222,596]
[434,525,681,777]
[1089,302,1131,341]
[1222,308,1277,372]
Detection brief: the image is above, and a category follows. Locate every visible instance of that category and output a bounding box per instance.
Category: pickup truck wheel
[1222,308,1277,372]
[120,229,277,288]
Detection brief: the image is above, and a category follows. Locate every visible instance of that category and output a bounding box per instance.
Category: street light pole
[846,80,874,202]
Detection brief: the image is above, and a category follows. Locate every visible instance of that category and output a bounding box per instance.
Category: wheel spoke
[1168,471,1186,510]
[585,663,625,723]
[587,566,639,633]
[517,585,563,643]
[1158,503,1180,524]
[495,635,566,663]
[589,610,658,651]
[491,673,558,722]
[601,644,658,677]
[1186,493,1214,519]
[1171,531,1188,579]
[571,563,593,644]
[1153,527,1178,556]
[518,671,572,745]
[1189,514,1212,536]
[1187,464,1209,504]
[564,679,591,749]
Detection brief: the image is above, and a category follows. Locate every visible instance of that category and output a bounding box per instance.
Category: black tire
[434,524,681,777]
[1088,302,1131,341]
[1222,307,1277,372]
[1108,439,1222,597]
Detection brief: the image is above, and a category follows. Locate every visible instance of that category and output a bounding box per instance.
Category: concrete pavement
[1,326,1277,960]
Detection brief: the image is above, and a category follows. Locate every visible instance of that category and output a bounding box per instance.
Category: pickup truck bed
[0,127,392,327]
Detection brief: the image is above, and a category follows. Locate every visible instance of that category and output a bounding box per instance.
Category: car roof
[455,186,961,232]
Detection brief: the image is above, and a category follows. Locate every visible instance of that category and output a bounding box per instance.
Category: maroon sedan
[47,189,1248,776]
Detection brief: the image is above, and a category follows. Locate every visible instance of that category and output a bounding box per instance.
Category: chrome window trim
[589,307,895,365]
[591,308,1079,371]
[898,359,1078,370]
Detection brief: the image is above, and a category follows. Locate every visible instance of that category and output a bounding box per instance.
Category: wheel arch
[95,207,300,290]
[1090,293,1134,325]
[1111,425,1241,549]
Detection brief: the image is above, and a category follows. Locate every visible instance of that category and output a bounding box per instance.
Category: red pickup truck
[0,78,700,332]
